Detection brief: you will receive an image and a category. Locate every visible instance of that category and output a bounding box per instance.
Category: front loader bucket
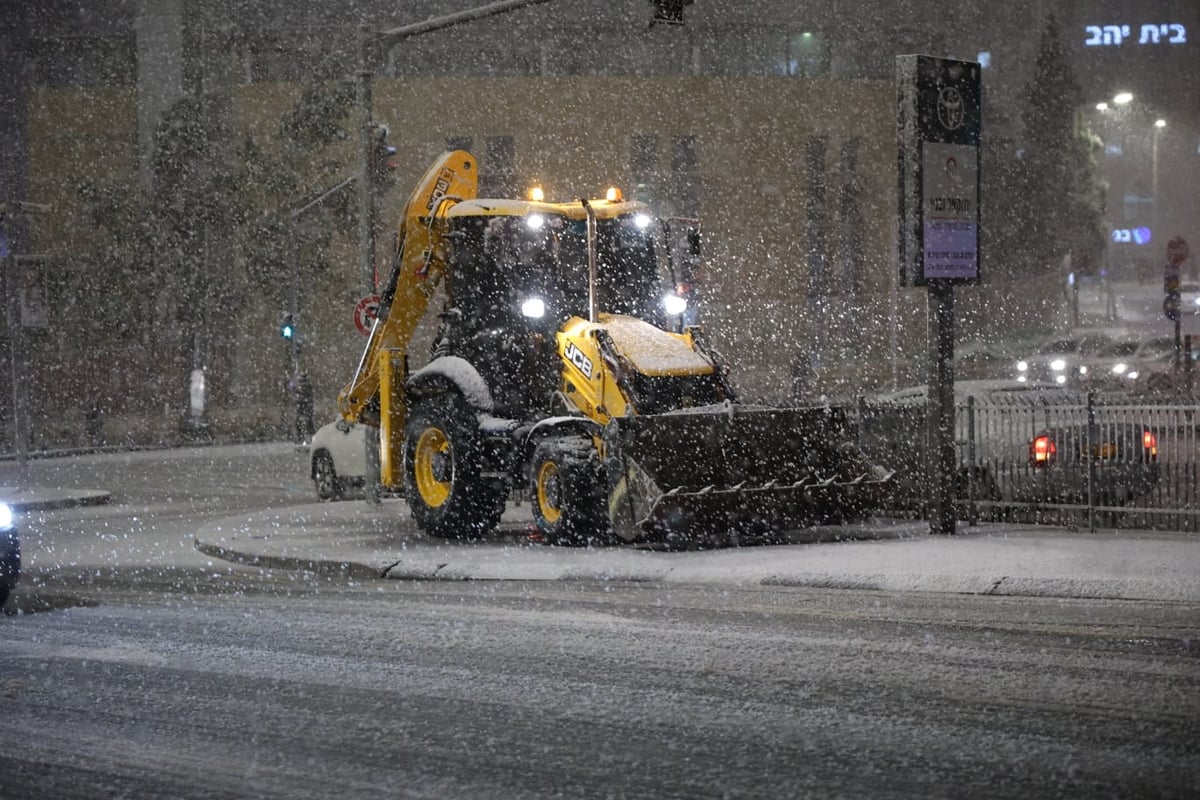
[604,404,892,542]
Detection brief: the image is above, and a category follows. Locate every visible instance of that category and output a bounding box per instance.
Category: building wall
[230,74,905,405]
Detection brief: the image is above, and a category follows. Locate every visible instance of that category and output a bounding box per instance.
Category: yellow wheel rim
[414,427,451,508]
[536,460,562,524]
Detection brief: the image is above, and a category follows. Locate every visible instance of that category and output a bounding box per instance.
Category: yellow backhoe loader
[338,150,890,544]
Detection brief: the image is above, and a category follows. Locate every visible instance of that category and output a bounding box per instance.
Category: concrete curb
[193,538,386,581]
[0,488,112,512]
[191,501,1200,603]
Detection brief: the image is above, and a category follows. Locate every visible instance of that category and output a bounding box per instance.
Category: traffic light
[280,312,295,340]
[369,123,398,196]
[650,0,693,25]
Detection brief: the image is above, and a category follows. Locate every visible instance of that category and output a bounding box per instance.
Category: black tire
[403,393,503,539]
[531,437,607,546]
[312,450,342,501]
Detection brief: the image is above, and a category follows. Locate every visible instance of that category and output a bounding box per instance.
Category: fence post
[1186,334,1194,396]
[1087,391,1096,533]
[967,394,978,527]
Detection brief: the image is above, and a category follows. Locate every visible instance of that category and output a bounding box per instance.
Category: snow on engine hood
[599,315,714,376]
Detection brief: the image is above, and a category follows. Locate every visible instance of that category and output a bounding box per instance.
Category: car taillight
[1143,430,1158,460]
[1030,434,1056,466]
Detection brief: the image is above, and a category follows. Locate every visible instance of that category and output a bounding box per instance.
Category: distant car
[1115,343,1200,396]
[309,419,368,501]
[1078,338,1144,390]
[861,381,1159,507]
[1013,331,1120,387]
[0,503,19,609]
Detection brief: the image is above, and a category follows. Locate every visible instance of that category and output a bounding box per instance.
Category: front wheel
[531,438,608,546]
[403,393,503,539]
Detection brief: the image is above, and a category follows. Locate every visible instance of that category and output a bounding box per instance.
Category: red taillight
[1030,434,1056,466]
[1143,430,1158,459]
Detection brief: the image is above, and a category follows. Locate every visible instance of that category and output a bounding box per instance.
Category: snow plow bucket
[604,404,893,542]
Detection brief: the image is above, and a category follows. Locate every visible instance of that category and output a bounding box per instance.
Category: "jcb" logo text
[564,342,593,379]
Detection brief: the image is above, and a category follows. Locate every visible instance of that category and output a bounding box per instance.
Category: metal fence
[852,391,1200,532]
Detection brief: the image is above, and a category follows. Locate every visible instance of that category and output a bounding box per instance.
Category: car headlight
[633,212,652,230]
[663,293,688,316]
[0,503,12,529]
[1055,374,1067,384]
[520,297,546,319]
[1017,361,1028,372]
[1050,359,1066,372]
[1127,371,1139,380]
[525,213,545,231]
[1079,365,1088,375]
[1112,363,1127,375]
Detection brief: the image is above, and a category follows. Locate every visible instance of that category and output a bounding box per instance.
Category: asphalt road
[4,575,1199,799]
[1,444,1198,798]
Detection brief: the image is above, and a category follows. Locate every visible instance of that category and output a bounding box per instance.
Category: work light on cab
[521,297,546,319]
[663,293,688,316]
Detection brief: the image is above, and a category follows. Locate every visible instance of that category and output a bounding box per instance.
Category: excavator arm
[337,150,478,427]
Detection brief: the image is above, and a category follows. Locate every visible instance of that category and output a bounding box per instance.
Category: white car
[309,420,369,500]
[1013,332,1119,387]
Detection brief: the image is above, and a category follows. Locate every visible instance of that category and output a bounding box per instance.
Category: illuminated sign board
[897,55,982,286]
[1085,23,1187,46]
[1112,227,1153,245]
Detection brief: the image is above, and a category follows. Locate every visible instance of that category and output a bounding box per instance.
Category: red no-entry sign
[354,294,381,337]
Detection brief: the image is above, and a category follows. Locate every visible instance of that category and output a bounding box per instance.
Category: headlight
[520,297,546,319]
[1050,358,1066,372]
[633,212,652,230]
[1017,361,1028,372]
[525,213,545,231]
[0,503,12,529]
[1079,365,1088,375]
[1127,371,1139,380]
[1112,363,1127,374]
[1016,375,1027,383]
[663,293,688,316]
[1055,374,1067,384]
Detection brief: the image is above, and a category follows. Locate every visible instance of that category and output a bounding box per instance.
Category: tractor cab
[440,196,685,417]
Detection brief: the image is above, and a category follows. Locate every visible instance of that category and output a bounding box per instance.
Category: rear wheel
[312,450,341,501]
[531,438,607,546]
[404,393,503,539]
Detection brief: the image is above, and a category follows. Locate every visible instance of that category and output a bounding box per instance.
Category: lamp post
[1152,118,1166,246]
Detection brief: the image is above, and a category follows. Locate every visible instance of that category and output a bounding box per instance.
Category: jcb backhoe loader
[338,150,890,544]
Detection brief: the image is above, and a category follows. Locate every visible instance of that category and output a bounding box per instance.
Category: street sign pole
[1165,237,1191,373]
[897,55,982,536]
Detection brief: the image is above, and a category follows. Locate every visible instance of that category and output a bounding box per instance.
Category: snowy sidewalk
[193,499,1200,603]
